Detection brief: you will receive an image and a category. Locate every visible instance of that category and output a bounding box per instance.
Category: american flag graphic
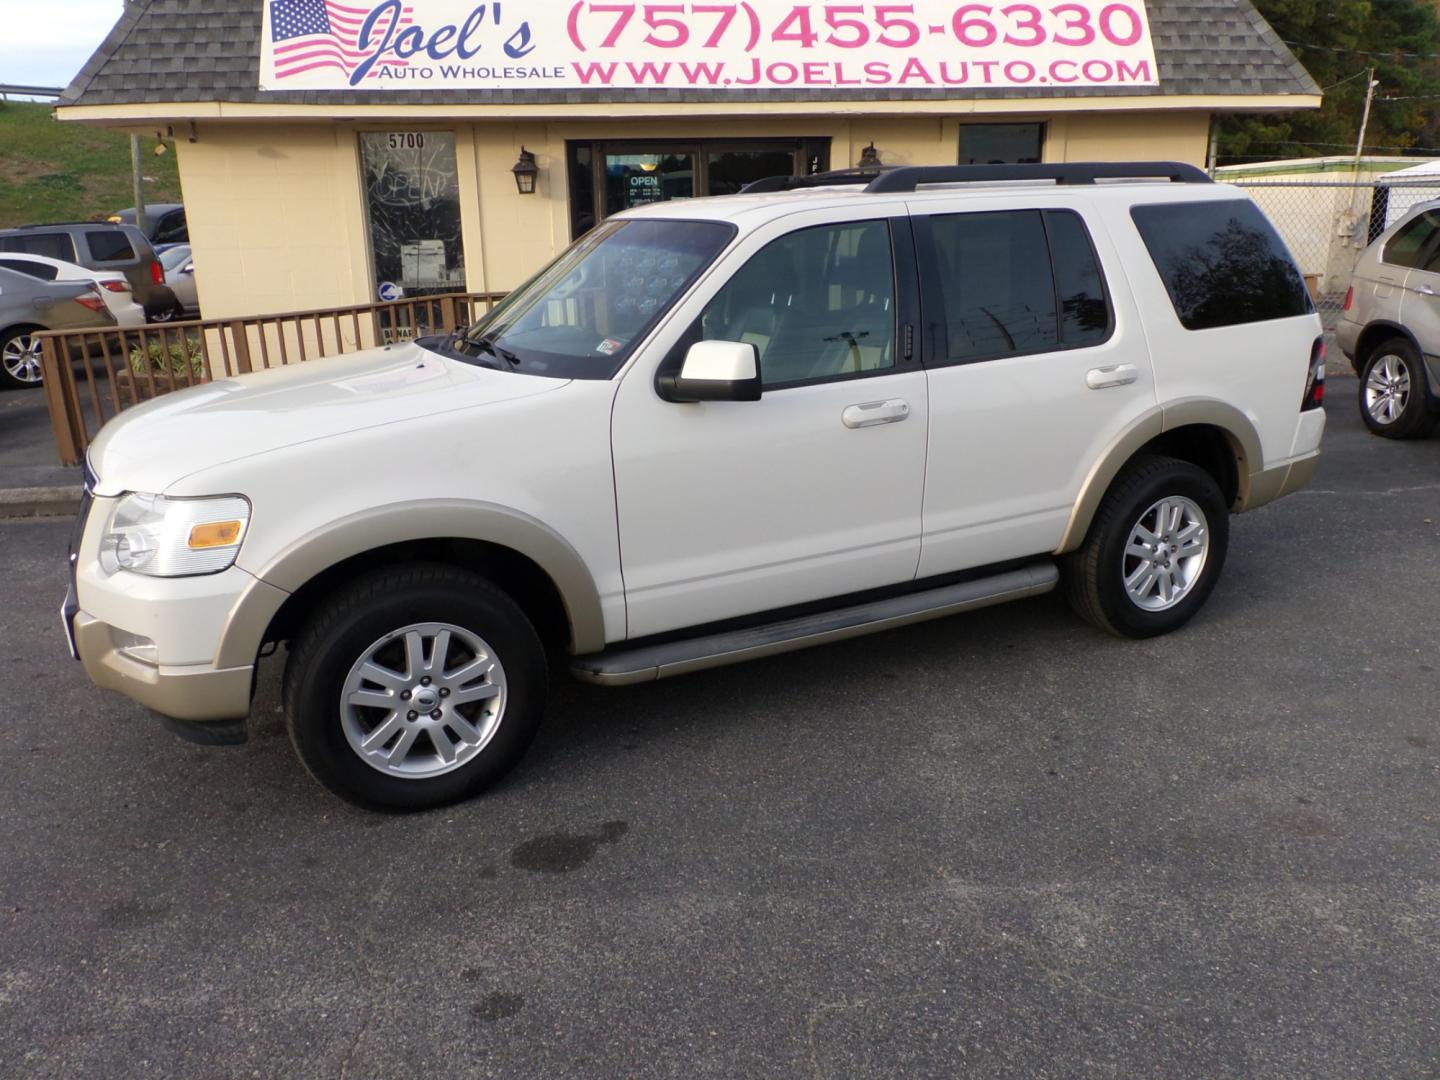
[269,0,416,81]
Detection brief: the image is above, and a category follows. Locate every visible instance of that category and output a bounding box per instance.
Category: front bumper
[65,480,288,727]
[73,613,255,721]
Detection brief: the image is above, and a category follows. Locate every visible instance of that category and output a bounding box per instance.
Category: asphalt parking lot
[1,375,1437,1079]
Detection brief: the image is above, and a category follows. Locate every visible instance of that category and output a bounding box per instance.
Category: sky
[1,0,125,89]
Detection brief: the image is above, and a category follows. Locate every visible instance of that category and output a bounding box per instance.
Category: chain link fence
[1232,178,1440,326]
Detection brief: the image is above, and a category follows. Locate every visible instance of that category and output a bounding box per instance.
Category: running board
[571,561,1058,687]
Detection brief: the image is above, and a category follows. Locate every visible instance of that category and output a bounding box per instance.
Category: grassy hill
[0,100,182,228]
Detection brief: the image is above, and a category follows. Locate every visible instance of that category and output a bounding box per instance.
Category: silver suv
[1336,201,1440,439]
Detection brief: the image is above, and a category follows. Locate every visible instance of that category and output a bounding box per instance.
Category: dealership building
[58,0,1318,320]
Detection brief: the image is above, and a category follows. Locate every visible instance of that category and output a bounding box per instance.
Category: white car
[64,162,1326,810]
[158,245,199,318]
[0,252,145,327]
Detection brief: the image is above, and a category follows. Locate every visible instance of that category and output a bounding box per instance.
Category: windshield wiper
[469,335,522,367]
[427,331,520,369]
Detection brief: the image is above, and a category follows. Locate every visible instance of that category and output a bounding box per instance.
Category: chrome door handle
[1418,284,1436,296]
[1086,364,1139,390]
[842,398,910,428]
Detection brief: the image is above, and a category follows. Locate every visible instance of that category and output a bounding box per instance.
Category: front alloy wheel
[340,622,508,780]
[0,330,43,389]
[285,564,547,810]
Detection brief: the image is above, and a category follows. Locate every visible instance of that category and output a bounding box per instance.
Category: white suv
[64,162,1327,810]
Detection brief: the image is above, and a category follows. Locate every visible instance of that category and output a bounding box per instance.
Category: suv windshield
[441,218,734,378]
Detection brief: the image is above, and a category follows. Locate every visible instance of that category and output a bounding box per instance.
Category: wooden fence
[38,291,506,466]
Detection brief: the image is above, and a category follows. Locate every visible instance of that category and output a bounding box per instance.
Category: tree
[1218,0,1440,163]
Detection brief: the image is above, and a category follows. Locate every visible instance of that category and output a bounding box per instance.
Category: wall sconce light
[512,146,539,195]
[857,142,882,168]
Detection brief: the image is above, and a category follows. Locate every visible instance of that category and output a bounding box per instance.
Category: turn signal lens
[188,520,245,549]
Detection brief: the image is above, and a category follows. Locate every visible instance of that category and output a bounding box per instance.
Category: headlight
[99,493,251,577]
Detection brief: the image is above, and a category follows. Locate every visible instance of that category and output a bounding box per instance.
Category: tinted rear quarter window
[0,258,59,281]
[1131,199,1311,330]
[1,233,77,262]
[86,230,136,263]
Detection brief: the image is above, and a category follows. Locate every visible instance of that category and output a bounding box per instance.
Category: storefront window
[359,132,467,301]
[706,149,799,196]
[958,123,1044,165]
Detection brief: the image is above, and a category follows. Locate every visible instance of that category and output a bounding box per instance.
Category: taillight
[100,280,129,293]
[1301,336,1326,411]
[1342,286,1354,312]
[74,292,107,313]
[151,261,165,285]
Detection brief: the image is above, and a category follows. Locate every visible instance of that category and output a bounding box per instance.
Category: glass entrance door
[604,152,696,216]
[568,138,830,239]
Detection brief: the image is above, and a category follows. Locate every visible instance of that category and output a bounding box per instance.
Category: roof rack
[739,166,893,194]
[864,161,1211,193]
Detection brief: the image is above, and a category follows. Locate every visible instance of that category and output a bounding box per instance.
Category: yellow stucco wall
[175,110,1212,319]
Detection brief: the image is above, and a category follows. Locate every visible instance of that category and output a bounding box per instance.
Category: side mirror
[657,340,762,403]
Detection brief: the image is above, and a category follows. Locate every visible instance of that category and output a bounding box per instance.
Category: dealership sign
[260,0,1158,91]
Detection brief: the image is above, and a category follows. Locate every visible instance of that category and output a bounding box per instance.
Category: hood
[87,342,569,496]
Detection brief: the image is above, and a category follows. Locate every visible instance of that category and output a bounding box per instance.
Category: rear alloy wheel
[1360,338,1436,439]
[284,564,548,811]
[0,327,44,389]
[1063,455,1230,639]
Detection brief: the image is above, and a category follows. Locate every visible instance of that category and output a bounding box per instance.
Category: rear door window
[1131,199,1311,330]
[920,208,1111,364]
[86,230,136,263]
[0,233,77,262]
[1382,211,1440,269]
[0,258,59,281]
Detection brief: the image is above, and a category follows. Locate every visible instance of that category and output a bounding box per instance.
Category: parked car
[0,223,180,322]
[0,252,145,327]
[65,162,1325,810]
[108,204,188,248]
[158,245,199,318]
[1335,200,1440,439]
[0,267,116,389]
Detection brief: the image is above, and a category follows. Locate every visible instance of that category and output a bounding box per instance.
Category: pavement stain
[98,900,171,930]
[509,820,629,874]
[471,991,525,1023]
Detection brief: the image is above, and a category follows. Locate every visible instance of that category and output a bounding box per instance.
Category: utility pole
[1354,69,1378,171]
[130,133,147,235]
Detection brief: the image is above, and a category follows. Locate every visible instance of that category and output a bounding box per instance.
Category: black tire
[1359,337,1437,440]
[1062,455,1230,639]
[283,563,548,811]
[0,325,45,390]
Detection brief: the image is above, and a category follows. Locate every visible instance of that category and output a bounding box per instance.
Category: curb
[0,486,82,519]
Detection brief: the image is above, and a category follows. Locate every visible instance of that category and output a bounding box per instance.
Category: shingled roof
[61,0,1318,109]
